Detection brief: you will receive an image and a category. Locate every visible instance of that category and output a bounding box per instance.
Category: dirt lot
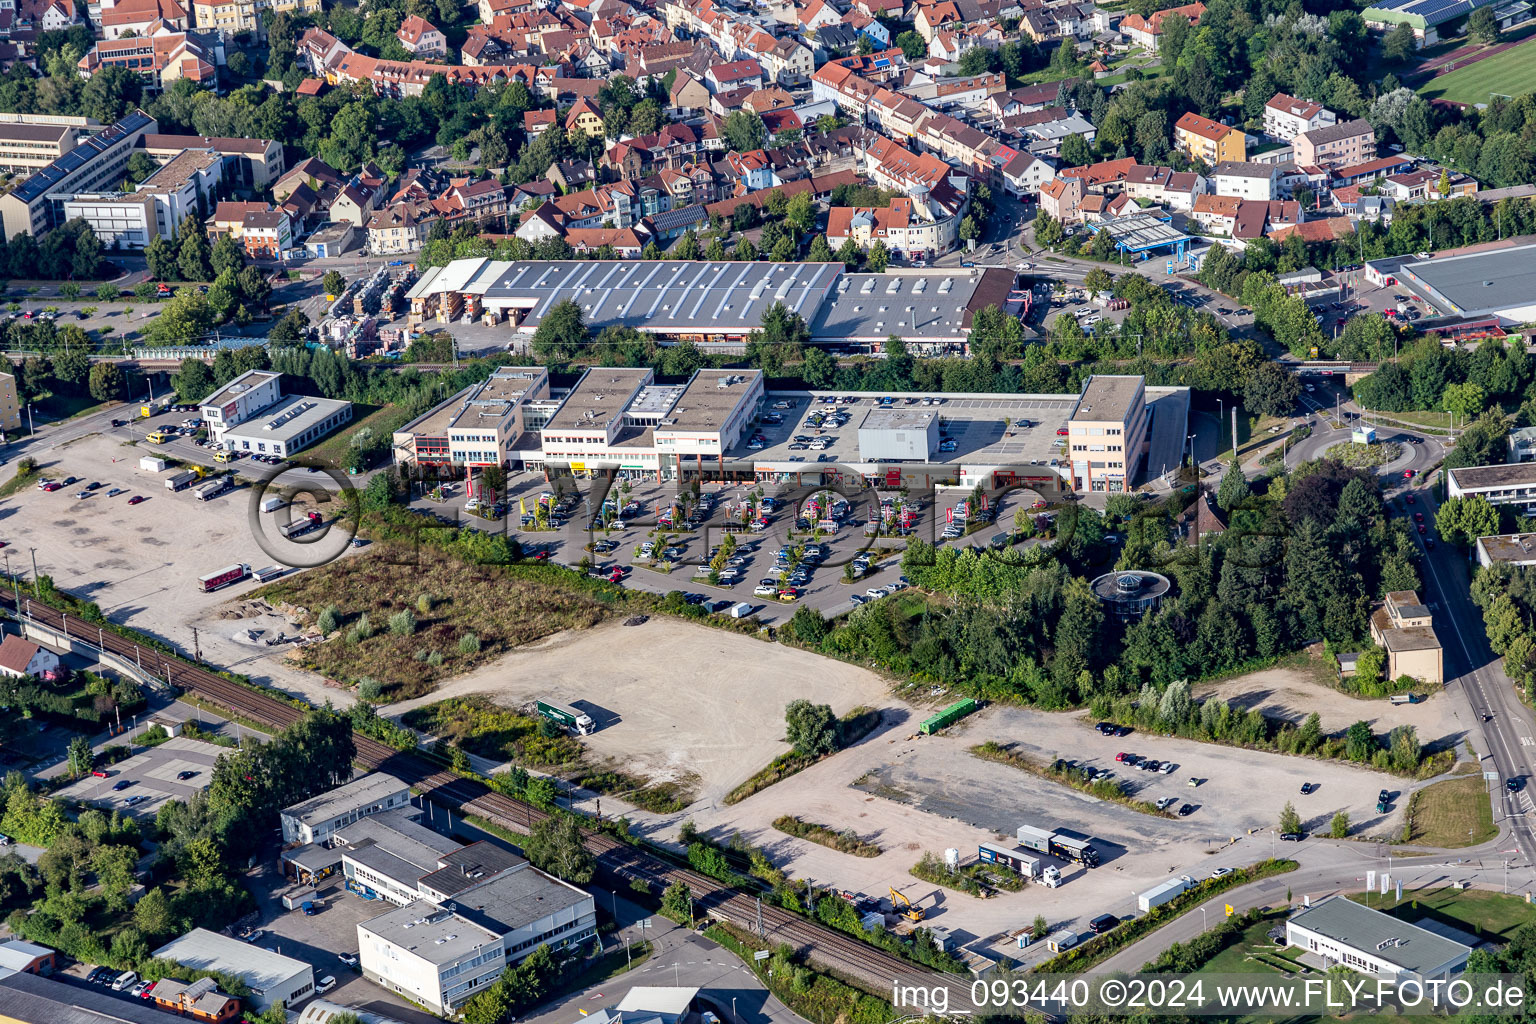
[0,428,359,706]
[382,615,894,807]
[1193,662,1468,752]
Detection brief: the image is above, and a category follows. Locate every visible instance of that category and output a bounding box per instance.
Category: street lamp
[1200,906,1207,932]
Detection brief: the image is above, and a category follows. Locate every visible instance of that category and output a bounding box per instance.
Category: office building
[279,771,411,846]
[201,368,353,459]
[139,132,286,189]
[1447,462,1536,507]
[1285,895,1471,980]
[358,858,596,1016]
[1475,533,1536,569]
[392,366,551,471]
[1067,375,1152,493]
[152,929,314,1011]
[0,110,157,239]
[0,122,80,176]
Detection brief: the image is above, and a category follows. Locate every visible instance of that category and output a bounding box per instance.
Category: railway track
[7,594,948,996]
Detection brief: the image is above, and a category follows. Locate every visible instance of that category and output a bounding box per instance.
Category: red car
[91,769,109,778]
[127,495,145,505]
[1115,752,1128,762]
[1406,494,1416,504]
[1056,427,1069,436]
[1418,524,1427,535]
[1413,512,1424,522]
[1031,500,1048,510]
[41,481,62,492]
[1403,469,1415,479]
[607,568,624,583]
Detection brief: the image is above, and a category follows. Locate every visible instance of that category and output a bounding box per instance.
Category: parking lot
[54,736,223,819]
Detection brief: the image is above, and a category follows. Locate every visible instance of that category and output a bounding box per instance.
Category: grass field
[1342,887,1536,944]
[303,402,417,470]
[1418,38,1536,105]
[1400,771,1495,848]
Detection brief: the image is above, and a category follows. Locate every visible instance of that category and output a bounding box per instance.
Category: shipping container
[1016,824,1054,854]
[1137,875,1193,913]
[919,698,980,735]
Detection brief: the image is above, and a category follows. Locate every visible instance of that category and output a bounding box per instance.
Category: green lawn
[32,393,115,425]
[1400,772,1495,848]
[1341,887,1536,944]
[1417,38,1536,105]
[301,402,416,471]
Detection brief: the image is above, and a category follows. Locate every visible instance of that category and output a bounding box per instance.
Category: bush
[356,678,384,701]
[388,610,416,635]
[416,593,434,614]
[458,633,481,655]
[316,605,340,634]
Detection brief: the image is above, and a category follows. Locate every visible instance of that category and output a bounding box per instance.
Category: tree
[722,109,766,152]
[1060,133,1092,168]
[144,290,214,346]
[784,699,838,757]
[1441,381,1485,418]
[674,230,701,260]
[1383,22,1417,63]
[958,214,980,243]
[1243,361,1302,417]
[531,298,588,361]
[176,220,212,282]
[1216,461,1249,513]
[1329,811,1350,838]
[1436,494,1499,546]
[896,30,926,60]
[807,235,833,263]
[321,270,346,296]
[866,239,889,272]
[210,235,245,277]
[958,47,995,76]
[66,735,93,777]
[144,235,177,281]
[1278,801,1301,834]
[1468,4,1499,44]
[789,605,829,644]
[88,362,124,401]
[169,358,214,404]
[661,880,693,921]
[522,815,595,884]
[1083,267,1112,299]
[835,236,862,269]
[1033,210,1065,247]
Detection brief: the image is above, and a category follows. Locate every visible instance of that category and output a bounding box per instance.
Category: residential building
[1369,590,1443,685]
[1476,533,1536,569]
[1119,1,1203,49]
[824,195,961,261]
[706,58,763,94]
[1211,160,1281,201]
[358,862,597,1016]
[1292,118,1376,171]
[1263,93,1335,141]
[98,0,188,36]
[240,209,291,258]
[397,15,447,58]
[190,0,321,35]
[277,771,410,846]
[0,122,79,177]
[152,930,313,1012]
[564,97,605,138]
[1067,374,1151,493]
[1173,112,1244,166]
[1510,425,1536,464]
[366,201,437,254]
[1286,895,1470,979]
[1039,174,1083,225]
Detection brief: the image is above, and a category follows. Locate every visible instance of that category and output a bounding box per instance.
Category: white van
[728,602,753,618]
[112,970,140,992]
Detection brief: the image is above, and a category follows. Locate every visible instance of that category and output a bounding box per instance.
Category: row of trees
[1353,337,1533,418]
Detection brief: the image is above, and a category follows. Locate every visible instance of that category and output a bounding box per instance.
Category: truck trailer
[165,469,201,492]
[536,699,595,735]
[977,842,1041,878]
[199,563,250,593]
[280,510,324,539]
[194,477,233,501]
[1016,823,1101,868]
[1137,875,1193,913]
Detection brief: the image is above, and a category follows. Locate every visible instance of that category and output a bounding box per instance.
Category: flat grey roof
[1477,533,1536,564]
[153,928,311,990]
[1448,462,1536,490]
[1073,375,1142,423]
[482,260,843,334]
[202,369,279,409]
[659,370,761,433]
[546,367,651,432]
[1382,625,1441,653]
[445,863,590,934]
[0,970,175,1024]
[337,808,458,872]
[1400,244,1536,317]
[1288,895,1470,974]
[400,367,545,437]
[358,900,503,967]
[139,148,219,192]
[859,408,936,431]
[221,393,351,445]
[281,771,408,827]
[810,271,980,341]
[423,841,525,898]
[0,124,71,144]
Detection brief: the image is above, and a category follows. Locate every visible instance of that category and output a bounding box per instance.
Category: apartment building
[1263,92,1335,141]
[1292,118,1376,171]
[1210,160,1281,201]
[1368,590,1443,685]
[1068,374,1150,493]
[397,15,447,57]
[139,133,284,190]
[190,0,320,34]
[1173,112,1244,166]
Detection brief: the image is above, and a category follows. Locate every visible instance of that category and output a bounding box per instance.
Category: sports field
[1419,38,1536,105]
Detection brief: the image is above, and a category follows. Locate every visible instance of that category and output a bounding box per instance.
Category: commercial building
[1362,0,1497,45]
[0,122,80,177]
[0,939,57,975]
[336,809,465,905]
[358,859,596,1015]
[139,133,285,190]
[584,987,700,1024]
[200,368,353,459]
[405,258,1018,354]
[0,110,156,239]
[1475,533,1536,569]
[1395,244,1536,323]
[393,367,551,471]
[1067,375,1151,493]
[1447,462,1536,506]
[152,929,314,1011]
[0,970,174,1023]
[1369,590,1442,685]
[1091,570,1172,619]
[857,408,938,461]
[1285,895,1471,979]
[279,771,411,845]
[0,371,21,433]
[59,146,220,249]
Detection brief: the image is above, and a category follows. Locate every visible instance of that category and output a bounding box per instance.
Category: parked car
[338,951,359,966]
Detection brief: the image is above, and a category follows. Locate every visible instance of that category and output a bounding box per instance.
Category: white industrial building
[151,928,315,1011]
[279,771,412,846]
[857,408,938,461]
[358,855,596,1016]
[1284,895,1471,980]
[201,368,353,460]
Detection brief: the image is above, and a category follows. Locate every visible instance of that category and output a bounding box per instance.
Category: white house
[1211,160,1281,201]
[0,636,61,679]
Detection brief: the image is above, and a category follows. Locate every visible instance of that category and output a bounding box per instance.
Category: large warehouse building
[1395,243,1536,324]
[405,258,1024,355]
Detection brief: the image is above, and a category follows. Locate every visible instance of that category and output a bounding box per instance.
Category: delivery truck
[280,510,324,539]
[199,563,250,593]
[535,699,595,735]
[165,469,201,492]
[1016,822,1101,868]
[194,477,233,501]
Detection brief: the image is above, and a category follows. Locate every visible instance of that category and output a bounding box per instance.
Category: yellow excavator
[889,886,925,922]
